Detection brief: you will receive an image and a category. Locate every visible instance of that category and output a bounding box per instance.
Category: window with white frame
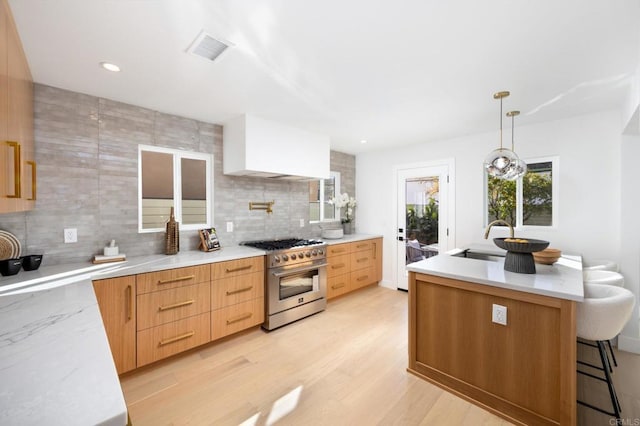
[309,171,341,222]
[138,145,213,232]
[486,157,558,228]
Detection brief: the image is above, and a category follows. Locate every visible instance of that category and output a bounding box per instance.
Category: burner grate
[242,238,324,251]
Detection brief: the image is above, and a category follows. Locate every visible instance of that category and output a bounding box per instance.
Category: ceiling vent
[187,31,231,62]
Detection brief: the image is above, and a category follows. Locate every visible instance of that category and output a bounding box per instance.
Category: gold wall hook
[249,201,275,213]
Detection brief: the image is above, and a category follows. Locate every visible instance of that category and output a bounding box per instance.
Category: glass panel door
[396,164,450,290]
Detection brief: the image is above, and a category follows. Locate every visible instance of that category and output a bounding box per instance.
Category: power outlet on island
[226,221,233,233]
[492,304,507,326]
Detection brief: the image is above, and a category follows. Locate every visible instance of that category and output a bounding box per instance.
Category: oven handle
[271,262,327,278]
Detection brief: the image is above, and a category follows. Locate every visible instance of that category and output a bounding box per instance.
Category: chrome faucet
[484,220,514,239]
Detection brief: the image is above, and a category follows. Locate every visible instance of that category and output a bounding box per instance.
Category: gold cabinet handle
[373,242,377,260]
[6,141,21,198]
[226,313,252,325]
[331,263,346,269]
[126,285,132,321]
[225,265,252,273]
[356,257,369,263]
[158,299,194,312]
[226,286,253,295]
[357,275,369,282]
[332,248,346,254]
[356,244,368,249]
[26,161,36,200]
[159,331,195,346]
[331,283,346,290]
[157,275,195,285]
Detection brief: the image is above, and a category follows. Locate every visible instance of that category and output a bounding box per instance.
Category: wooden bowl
[532,248,562,265]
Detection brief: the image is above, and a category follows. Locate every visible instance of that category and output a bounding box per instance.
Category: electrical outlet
[299,219,305,228]
[226,221,233,233]
[64,228,78,243]
[492,304,507,326]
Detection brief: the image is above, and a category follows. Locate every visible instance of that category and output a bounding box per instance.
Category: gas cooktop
[241,238,324,251]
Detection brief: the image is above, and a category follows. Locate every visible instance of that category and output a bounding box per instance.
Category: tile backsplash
[0,84,355,265]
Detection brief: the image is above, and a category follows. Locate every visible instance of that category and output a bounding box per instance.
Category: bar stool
[583,270,624,287]
[583,270,625,369]
[576,283,635,420]
[583,259,619,272]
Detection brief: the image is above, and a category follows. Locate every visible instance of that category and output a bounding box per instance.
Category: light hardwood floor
[121,285,640,425]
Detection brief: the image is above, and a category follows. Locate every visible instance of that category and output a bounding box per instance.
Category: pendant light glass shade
[484,148,519,178]
[484,91,526,180]
[502,158,527,181]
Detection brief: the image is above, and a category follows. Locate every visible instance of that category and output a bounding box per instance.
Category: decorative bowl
[493,238,550,253]
[532,248,561,265]
[21,254,43,271]
[0,258,23,276]
[321,228,344,239]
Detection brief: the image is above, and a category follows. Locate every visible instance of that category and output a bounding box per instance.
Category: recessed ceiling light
[360,140,368,144]
[99,62,121,72]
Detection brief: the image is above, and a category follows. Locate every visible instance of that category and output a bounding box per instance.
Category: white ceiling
[9,0,640,154]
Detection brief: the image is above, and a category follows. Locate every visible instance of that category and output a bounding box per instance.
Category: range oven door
[268,260,327,315]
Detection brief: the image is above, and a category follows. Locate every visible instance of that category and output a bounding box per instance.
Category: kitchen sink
[451,249,505,262]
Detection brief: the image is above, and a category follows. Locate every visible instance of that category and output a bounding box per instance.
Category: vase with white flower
[329,192,357,234]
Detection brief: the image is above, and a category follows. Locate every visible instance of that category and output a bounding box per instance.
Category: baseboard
[378,279,395,290]
[618,335,640,354]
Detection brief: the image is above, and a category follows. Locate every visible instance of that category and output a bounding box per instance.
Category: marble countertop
[0,234,376,426]
[0,236,382,425]
[407,244,584,301]
[321,233,382,245]
[0,280,127,426]
[0,245,266,426]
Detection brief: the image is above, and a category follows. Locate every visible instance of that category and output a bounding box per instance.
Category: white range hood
[223,114,330,180]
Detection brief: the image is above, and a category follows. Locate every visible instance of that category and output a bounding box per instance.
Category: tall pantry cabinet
[1,0,35,213]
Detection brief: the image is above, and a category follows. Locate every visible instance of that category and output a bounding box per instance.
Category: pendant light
[484,91,521,178]
[502,110,527,181]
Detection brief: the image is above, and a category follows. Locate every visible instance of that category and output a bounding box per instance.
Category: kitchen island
[406,250,583,426]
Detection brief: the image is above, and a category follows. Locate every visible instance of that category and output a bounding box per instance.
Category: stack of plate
[0,230,22,260]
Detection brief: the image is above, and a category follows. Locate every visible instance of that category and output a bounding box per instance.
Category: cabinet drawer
[351,267,376,290]
[137,282,211,331]
[212,298,264,341]
[137,312,211,367]
[327,254,351,278]
[137,265,209,294]
[326,243,350,257]
[327,274,351,299]
[352,240,373,253]
[211,256,264,280]
[212,271,264,310]
[350,251,373,270]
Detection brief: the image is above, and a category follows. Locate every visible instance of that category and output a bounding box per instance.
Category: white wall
[356,110,622,291]
[619,134,640,352]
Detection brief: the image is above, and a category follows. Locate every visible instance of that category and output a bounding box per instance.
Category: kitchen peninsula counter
[0,245,265,426]
[407,250,582,425]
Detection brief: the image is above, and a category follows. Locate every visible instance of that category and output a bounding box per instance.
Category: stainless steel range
[242,238,327,330]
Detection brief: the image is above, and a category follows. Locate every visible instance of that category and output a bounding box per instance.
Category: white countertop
[321,233,382,245]
[0,237,381,425]
[0,245,267,426]
[406,245,584,302]
[0,280,127,426]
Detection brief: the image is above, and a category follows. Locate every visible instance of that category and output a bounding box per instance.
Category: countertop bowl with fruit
[493,237,550,254]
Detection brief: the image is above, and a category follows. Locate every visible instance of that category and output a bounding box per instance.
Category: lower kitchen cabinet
[93,276,137,374]
[92,256,265,373]
[137,312,211,367]
[326,237,383,300]
[211,298,264,340]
